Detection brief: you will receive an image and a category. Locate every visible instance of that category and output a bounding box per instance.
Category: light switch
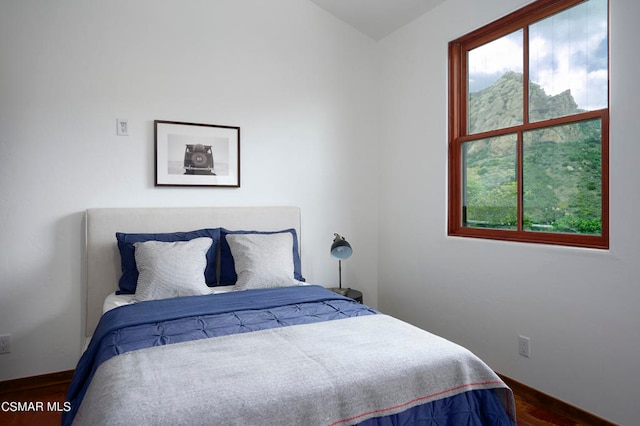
[117,118,129,136]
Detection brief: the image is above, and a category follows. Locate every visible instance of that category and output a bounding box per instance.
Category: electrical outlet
[0,334,10,354]
[117,118,129,136]
[518,335,530,358]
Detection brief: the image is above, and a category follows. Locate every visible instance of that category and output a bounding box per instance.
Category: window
[448,0,609,249]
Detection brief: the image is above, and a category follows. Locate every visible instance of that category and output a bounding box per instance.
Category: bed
[64,206,516,425]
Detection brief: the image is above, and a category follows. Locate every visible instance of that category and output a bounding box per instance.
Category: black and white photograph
[154,120,240,187]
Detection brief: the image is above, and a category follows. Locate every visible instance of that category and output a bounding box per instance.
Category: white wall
[0,0,379,380]
[378,0,640,424]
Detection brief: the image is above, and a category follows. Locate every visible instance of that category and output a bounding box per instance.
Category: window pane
[529,0,608,122]
[468,30,523,134]
[523,119,602,234]
[463,135,517,229]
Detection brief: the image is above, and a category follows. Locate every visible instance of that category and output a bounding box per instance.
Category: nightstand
[329,287,363,304]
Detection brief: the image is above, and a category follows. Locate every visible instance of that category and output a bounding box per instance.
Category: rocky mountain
[468,71,590,138]
[464,71,602,234]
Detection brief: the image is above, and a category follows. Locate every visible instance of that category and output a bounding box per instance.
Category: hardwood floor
[515,392,578,426]
[0,373,70,426]
[0,371,616,425]
[500,375,616,426]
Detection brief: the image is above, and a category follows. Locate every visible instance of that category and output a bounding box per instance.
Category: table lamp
[330,233,352,295]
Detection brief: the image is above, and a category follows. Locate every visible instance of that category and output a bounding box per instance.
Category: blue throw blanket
[64,285,377,425]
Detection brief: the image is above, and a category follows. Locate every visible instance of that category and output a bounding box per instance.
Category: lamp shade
[330,233,352,260]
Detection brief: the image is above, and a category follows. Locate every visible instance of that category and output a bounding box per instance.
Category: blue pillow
[115,228,220,294]
[219,228,305,285]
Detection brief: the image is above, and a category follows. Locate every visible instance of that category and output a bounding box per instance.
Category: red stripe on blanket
[329,381,508,426]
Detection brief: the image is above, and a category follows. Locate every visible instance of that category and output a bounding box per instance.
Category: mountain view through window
[449,0,609,248]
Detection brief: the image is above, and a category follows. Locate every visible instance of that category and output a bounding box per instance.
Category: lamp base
[328,287,351,296]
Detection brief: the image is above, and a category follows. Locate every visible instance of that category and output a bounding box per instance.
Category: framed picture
[154,120,240,187]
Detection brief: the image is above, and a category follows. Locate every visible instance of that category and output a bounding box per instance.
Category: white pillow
[132,237,213,302]
[226,233,300,290]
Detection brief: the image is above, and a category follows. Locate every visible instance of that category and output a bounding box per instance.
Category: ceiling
[309,0,447,40]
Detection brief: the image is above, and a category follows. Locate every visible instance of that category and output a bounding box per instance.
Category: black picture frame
[154,120,240,187]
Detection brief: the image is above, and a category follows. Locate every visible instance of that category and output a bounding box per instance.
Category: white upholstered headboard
[85,206,302,337]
